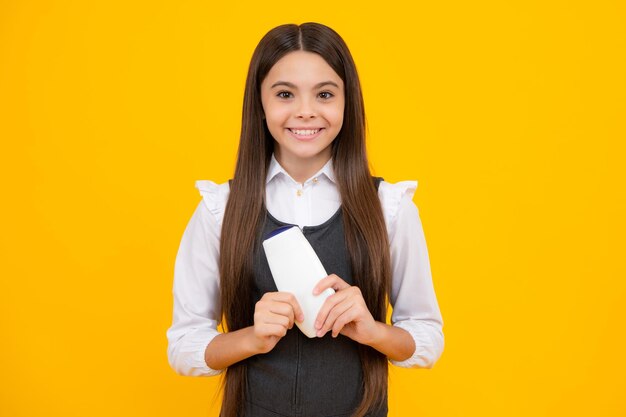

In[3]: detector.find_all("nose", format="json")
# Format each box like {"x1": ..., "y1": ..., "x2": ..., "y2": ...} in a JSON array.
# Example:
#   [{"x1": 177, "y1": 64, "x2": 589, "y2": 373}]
[{"x1": 296, "y1": 98, "x2": 317, "y2": 119}]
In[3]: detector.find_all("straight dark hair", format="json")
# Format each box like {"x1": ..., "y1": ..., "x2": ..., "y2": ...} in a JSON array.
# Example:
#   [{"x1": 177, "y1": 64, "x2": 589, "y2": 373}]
[{"x1": 218, "y1": 22, "x2": 391, "y2": 417}]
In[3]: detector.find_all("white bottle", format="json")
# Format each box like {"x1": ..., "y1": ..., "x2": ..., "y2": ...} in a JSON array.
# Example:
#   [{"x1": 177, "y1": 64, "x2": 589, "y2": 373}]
[{"x1": 263, "y1": 225, "x2": 335, "y2": 338}]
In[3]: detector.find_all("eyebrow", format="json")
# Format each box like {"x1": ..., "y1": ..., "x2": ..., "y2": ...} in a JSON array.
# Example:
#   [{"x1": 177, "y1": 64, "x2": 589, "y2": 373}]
[{"x1": 270, "y1": 81, "x2": 340, "y2": 89}]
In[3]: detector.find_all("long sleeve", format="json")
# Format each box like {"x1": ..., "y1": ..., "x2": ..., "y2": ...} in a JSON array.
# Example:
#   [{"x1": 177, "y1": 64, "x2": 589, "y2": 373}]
[
  {"x1": 381, "y1": 182, "x2": 445, "y2": 369},
  {"x1": 166, "y1": 200, "x2": 224, "y2": 377}
]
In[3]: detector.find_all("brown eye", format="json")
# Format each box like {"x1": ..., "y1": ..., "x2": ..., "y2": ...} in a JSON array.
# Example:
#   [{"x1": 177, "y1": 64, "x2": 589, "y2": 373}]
[
  {"x1": 277, "y1": 91, "x2": 293, "y2": 99},
  {"x1": 319, "y1": 91, "x2": 334, "y2": 99}
]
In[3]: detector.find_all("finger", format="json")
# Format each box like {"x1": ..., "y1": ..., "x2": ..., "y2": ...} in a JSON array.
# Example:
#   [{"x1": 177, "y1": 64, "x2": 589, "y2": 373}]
[
  {"x1": 281, "y1": 293, "x2": 305, "y2": 323},
  {"x1": 254, "y1": 311, "x2": 291, "y2": 329},
  {"x1": 257, "y1": 323, "x2": 289, "y2": 338},
  {"x1": 268, "y1": 303, "x2": 295, "y2": 326},
  {"x1": 263, "y1": 292, "x2": 304, "y2": 322},
  {"x1": 315, "y1": 291, "x2": 349, "y2": 332},
  {"x1": 263, "y1": 312, "x2": 291, "y2": 329},
  {"x1": 331, "y1": 309, "x2": 359, "y2": 338},
  {"x1": 313, "y1": 274, "x2": 350, "y2": 296},
  {"x1": 319, "y1": 298, "x2": 354, "y2": 337}
]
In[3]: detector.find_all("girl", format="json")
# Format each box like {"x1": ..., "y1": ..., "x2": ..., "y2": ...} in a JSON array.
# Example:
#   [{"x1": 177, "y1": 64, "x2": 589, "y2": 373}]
[{"x1": 167, "y1": 22, "x2": 444, "y2": 417}]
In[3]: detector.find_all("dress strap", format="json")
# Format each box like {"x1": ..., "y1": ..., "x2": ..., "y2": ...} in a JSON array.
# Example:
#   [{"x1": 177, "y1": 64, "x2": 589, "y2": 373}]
[{"x1": 372, "y1": 176, "x2": 384, "y2": 191}]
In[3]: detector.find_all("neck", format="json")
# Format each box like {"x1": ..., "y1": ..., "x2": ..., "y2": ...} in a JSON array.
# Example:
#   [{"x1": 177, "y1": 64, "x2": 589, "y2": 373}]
[{"x1": 274, "y1": 149, "x2": 332, "y2": 184}]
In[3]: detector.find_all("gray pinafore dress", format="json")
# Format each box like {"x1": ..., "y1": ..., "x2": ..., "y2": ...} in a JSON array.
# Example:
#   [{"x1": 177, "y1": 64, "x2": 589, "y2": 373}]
[{"x1": 238, "y1": 176, "x2": 388, "y2": 417}]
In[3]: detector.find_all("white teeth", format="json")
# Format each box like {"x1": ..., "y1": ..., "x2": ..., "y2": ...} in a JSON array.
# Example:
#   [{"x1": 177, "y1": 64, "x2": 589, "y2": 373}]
[{"x1": 291, "y1": 129, "x2": 320, "y2": 136}]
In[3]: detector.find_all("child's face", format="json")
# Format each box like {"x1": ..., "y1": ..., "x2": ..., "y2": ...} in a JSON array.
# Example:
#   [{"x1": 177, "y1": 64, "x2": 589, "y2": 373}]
[{"x1": 260, "y1": 50, "x2": 345, "y2": 168}]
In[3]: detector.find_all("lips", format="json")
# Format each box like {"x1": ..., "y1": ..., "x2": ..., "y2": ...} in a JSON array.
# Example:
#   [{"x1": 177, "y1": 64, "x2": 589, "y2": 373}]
[
  {"x1": 287, "y1": 128, "x2": 325, "y2": 140},
  {"x1": 289, "y1": 128, "x2": 323, "y2": 135}
]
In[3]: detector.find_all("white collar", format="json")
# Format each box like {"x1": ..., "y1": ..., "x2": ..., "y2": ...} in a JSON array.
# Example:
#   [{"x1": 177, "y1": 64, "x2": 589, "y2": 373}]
[{"x1": 266, "y1": 153, "x2": 336, "y2": 185}]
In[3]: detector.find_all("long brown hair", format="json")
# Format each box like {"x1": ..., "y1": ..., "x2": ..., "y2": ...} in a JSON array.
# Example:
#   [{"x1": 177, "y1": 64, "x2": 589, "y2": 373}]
[{"x1": 218, "y1": 22, "x2": 391, "y2": 417}]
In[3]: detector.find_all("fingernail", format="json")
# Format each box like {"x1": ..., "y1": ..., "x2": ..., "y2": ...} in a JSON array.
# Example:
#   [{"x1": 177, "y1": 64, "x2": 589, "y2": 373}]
[
  {"x1": 312, "y1": 288, "x2": 318, "y2": 295},
  {"x1": 317, "y1": 330, "x2": 324, "y2": 337},
  {"x1": 315, "y1": 321, "x2": 320, "y2": 329},
  {"x1": 298, "y1": 314, "x2": 304, "y2": 322}
]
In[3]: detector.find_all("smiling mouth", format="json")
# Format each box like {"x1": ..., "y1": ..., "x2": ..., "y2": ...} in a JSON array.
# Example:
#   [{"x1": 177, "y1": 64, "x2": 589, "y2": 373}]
[{"x1": 288, "y1": 128, "x2": 324, "y2": 136}]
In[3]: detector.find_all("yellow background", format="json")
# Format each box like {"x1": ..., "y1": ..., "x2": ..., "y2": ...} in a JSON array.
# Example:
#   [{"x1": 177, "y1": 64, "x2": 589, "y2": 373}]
[{"x1": 1, "y1": 0, "x2": 624, "y2": 416}]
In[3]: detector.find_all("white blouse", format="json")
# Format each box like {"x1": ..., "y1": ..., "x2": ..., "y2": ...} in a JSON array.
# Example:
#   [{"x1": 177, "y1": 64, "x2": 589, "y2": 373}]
[{"x1": 166, "y1": 154, "x2": 444, "y2": 376}]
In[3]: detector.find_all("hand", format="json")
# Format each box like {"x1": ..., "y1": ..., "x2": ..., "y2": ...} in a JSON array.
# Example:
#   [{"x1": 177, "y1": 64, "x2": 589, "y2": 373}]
[
  {"x1": 313, "y1": 274, "x2": 380, "y2": 344},
  {"x1": 251, "y1": 292, "x2": 304, "y2": 354}
]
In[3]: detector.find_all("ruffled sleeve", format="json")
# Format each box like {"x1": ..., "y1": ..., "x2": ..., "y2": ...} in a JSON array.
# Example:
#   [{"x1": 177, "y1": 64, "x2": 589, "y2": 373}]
[
  {"x1": 377, "y1": 180, "x2": 418, "y2": 241},
  {"x1": 378, "y1": 179, "x2": 445, "y2": 369},
  {"x1": 195, "y1": 180, "x2": 231, "y2": 228},
  {"x1": 166, "y1": 180, "x2": 230, "y2": 377}
]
